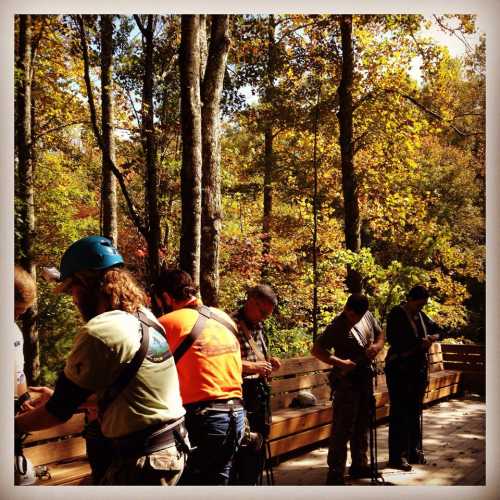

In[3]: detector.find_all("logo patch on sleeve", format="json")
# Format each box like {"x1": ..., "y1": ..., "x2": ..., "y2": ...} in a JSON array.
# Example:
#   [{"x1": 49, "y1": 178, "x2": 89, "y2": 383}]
[{"x1": 146, "y1": 329, "x2": 172, "y2": 363}]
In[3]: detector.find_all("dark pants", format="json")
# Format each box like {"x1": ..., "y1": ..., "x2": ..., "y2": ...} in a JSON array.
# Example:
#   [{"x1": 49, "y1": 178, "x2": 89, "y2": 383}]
[
  {"x1": 83, "y1": 419, "x2": 113, "y2": 485},
  {"x1": 327, "y1": 377, "x2": 372, "y2": 480},
  {"x1": 180, "y1": 403, "x2": 245, "y2": 485},
  {"x1": 386, "y1": 367, "x2": 427, "y2": 462},
  {"x1": 231, "y1": 379, "x2": 271, "y2": 485}
]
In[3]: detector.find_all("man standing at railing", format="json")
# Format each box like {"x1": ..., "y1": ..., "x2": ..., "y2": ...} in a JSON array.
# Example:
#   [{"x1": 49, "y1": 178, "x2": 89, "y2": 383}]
[
  {"x1": 311, "y1": 294, "x2": 384, "y2": 485},
  {"x1": 230, "y1": 285, "x2": 281, "y2": 485},
  {"x1": 385, "y1": 285, "x2": 445, "y2": 471}
]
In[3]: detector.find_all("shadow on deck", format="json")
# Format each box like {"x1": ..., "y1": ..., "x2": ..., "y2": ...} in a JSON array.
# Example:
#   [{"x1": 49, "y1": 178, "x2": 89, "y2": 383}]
[{"x1": 272, "y1": 393, "x2": 485, "y2": 486}]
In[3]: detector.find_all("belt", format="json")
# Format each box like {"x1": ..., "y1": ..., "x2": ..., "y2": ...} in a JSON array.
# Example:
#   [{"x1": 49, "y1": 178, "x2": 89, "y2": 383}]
[
  {"x1": 112, "y1": 417, "x2": 187, "y2": 457},
  {"x1": 184, "y1": 398, "x2": 244, "y2": 413}
]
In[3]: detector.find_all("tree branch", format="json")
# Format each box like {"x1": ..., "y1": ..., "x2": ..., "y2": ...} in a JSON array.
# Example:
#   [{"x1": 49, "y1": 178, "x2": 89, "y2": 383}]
[
  {"x1": 33, "y1": 120, "x2": 91, "y2": 141},
  {"x1": 133, "y1": 15, "x2": 147, "y2": 37}
]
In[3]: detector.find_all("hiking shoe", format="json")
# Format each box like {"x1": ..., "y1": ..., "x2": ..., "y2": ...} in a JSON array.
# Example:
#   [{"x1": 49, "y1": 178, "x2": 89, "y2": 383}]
[
  {"x1": 349, "y1": 465, "x2": 372, "y2": 479},
  {"x1": 408, "y1": 451, "x2": 426, "y2": 464},
  {"x1": 387, "y1": 458, "x2": 412, "y2": 471},
  {"x1": 326, "y1": 472, "x2": 346, "y2": 485}
]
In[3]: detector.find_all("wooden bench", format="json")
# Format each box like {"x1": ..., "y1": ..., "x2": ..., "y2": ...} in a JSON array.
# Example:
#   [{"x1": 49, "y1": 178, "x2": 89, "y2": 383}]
[
  {"x1": 442, "y1": 343, "x2": 485, "y2": 395},
  {"x1": 23, "y1": 342, "x2": 465, "y2": 485},
  {"x1": 23, "y1": 411, "x2": 91, "y2": 485},
  {"x1": 267, "y1": 342, "x2": 463, "y2": 459}
]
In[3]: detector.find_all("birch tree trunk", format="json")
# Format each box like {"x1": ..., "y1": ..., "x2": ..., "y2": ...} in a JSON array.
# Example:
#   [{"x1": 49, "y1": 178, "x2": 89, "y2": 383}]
[
  {"x1": 179, "y1": 15, "x2": 202, "y2": 286},
  {"x1": 200, "y1": 15, "x2": 230, "y2": 306},
  {"x1": 100, "y1": 14, "x2": 118, "y2": 245}
]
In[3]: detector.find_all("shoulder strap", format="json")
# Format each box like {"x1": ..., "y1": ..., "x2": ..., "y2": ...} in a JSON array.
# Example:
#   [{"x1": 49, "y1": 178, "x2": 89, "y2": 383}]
[
  {"x1": 173, "y1": 305, "x2": 239, "y2": 364},
  {"x1": 173, "y1": 305, "x2": 211, "y2": 364},
  {"x1": 98, "y1": 310, "x2": 151, "y2": 418}
]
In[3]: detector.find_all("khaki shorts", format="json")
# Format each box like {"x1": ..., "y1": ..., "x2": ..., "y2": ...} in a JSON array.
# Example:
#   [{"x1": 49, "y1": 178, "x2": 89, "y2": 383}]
[{"x1": 100, "y1": 443, "x2": 186, "y2": 485}]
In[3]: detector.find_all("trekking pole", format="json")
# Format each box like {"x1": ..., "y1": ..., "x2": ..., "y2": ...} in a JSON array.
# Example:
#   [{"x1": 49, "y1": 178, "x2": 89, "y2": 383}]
[
  {"x1": 369, "y1": 375, "x2": 387, "y2": 485},
  {"x1": 265, "y1": 439, "x2": 274, "y2": 485}
]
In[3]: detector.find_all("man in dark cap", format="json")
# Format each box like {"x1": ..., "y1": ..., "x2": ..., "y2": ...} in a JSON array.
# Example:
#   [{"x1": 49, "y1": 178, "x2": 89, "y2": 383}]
[{"x1": 231, "y1": 284, "x2": 281, "y2": 484}]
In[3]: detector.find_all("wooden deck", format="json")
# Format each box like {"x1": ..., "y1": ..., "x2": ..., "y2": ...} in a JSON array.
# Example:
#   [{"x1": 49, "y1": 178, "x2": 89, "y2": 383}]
[{"x1": 272, "y1": 393, "x2": 485, "y2": 486}]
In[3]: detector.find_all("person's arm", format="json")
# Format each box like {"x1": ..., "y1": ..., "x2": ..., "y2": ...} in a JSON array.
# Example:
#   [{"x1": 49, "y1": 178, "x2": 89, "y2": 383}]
[
  {"x1": 363, "y1": 312, "x2": 384, "y2": 359},
  {"x1": 242, "y1": 359, "x2": 273, "y2": 377},
  {"x1": 15, "y1": 372, "x2": 93, "y2": 433},
  {"x1": 15, "y1": 405, "x2": 62, "y2": 433},
  {"x1": 311, "y1": 325, "x2": 357, "y2": 372},
  {"x1": 421, "y1": 312, "x2": 445, "y2": 341}
]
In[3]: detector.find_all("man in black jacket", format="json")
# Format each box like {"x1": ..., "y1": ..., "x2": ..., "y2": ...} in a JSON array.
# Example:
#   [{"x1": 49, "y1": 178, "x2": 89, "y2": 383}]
[{"x1": 385, "y1": 285, "x2": 444, "y2": 471}]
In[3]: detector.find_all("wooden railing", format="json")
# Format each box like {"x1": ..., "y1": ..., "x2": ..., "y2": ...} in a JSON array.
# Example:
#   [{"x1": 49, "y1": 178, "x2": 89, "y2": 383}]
[{"x1": 441, "y1": 343, "x2": 485, "y2": 395}]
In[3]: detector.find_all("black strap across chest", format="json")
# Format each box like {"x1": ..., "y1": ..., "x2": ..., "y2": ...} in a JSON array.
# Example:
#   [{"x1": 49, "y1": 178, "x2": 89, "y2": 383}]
[{"x1": 173, "y1": 305, "x2": 238, "y2": 364}]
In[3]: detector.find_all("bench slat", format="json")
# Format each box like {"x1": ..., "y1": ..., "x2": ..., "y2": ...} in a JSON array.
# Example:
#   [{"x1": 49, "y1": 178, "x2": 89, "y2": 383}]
[
  {"x1": 270, "y1": 405, "x2": 332, "y2": 439},
  {"x1": 272, "y1": 356, "x2": 331, "y2": 377},
  {"x1": 441, "y1": 344, "x2": 484, "y2": 355},
  {"x1": 24, "y1": 413, "x2": 87, "y2": 444},
  {"x1": 271, "y1": 372, "x2": 330, "y2": 394},
  {"x1": 269, "y1": 423, "x2": 332, "y2": 457},
  {"x1": 24, "y1": 436, "x2": 87, "y2": 466},
  {"x1": 35, "y1": 460, "x2": 91, "y2": 486},
  {"x1": 442, "y1": 361, "x2": 485, "y2": 372}
]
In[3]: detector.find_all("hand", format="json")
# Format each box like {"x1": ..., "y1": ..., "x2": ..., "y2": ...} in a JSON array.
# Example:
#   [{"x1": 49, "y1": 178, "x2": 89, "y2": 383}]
[
  {"x1": 338, "y1": 359, "x2": 357, "y2": 375},
  {"x1": 270, "y1": 356, "x2": 281, "y2": 370},
  {"x1": 421, "y1": 338, "x2": 433, "y2": 350},
  {"x1": 254, "y1": 360, "x2": 273, "y2": 377},
  {"x1": 28, "y1": 386, "x2": 54, "y2": 409},
  {"x1": 365, "y1": 344, "x2": 381, "y2": 360}
]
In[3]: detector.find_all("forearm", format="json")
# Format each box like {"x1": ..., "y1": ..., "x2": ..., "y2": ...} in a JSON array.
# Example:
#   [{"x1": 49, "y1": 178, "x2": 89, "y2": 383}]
[
  {"x1": 242, "y1": 359, "x2": 259, "y2": 374},
  {"x1": 373, "y1": 330, "x2": 385, "y2": 349},
  {"x1": 311, "y1": 344, "x2": 344, "y2": 367},
  {"x1": 15, "y1": 405, "x2": 63, "y2": 433}
]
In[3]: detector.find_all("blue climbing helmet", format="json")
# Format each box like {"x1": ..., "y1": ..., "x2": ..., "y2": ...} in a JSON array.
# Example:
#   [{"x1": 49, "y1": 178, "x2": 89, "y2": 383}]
[{"x1": 59, "y1": 236, "x2": 124, "y2": 281}]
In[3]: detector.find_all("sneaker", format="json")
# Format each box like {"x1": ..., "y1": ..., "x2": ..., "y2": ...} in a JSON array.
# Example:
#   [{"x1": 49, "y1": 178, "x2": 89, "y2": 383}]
[
  {"x1": 349, "y1": 465, "x2": 372, "y2": 479},
  {"x1": 387, "y1": 458, "x2": 412, "y2": 471}
]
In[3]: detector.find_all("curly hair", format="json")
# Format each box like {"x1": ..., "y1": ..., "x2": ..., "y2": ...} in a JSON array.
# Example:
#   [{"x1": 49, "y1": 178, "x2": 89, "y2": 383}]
[
  {"x1": 75, "y1": 267, "x2": 147, "y2": 314},
  {"x1": 15, "y1": 264, "x2": 36, "y2": 309},
  {"x1": 100, "y1": 268, "x2": 147, "y2": 313}
]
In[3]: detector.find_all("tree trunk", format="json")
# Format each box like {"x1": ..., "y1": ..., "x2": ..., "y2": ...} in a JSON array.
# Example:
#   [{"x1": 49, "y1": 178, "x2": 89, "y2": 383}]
[
  {"x1": 200, "y1": 15, "x2": 230, "y2": 306},
  {"x1": 100, "y1": 15, "x2": 118, "y2": 245},
  {"x1": 337, "y1": 15, "x2": 362, "y2": 293},
  {"x1": 262, "y1": 14, "x2": 276, "y2": 279},
  {"x1": 312, "y1": 84, "x2": 321, "y2": 340},
  {"x1": 199, "y1": 15, "x2": 208, "y2": 80},
  {"x1": 179, "y1": 15, "x2": 202, "y2": 286},
  {"x1": 15, "y1": 15, "x2": 39, "y2": 384},
  {"x1": 140, "y1": 15, "x2": 161, "y2": 282}
]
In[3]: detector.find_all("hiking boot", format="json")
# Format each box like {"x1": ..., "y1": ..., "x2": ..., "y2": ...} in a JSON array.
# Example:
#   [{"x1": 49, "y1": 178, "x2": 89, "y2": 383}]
[
  {"x1": 349, "y1": 465, "x2": 372, "y2": 479},
  {"x1": 326, "y1": 471, "x2": 346, "y2": 485},
  {"x1": 387, "y1": 458, "x2": 412, "y2": 471},
  {"x1": 408, "y1": 450, "x2": 426, "y2": 464}
]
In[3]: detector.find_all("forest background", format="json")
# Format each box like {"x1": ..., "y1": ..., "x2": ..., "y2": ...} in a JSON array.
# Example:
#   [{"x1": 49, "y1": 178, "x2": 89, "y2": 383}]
[{"x1": 14, "y1": 14, "x2": 485, "y2": 386}]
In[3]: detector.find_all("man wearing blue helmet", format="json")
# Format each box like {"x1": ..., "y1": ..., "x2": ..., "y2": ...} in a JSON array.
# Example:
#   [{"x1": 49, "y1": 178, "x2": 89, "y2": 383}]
[{"x1": 15, "y1": 236, "x2": 189, "y2": 485}]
